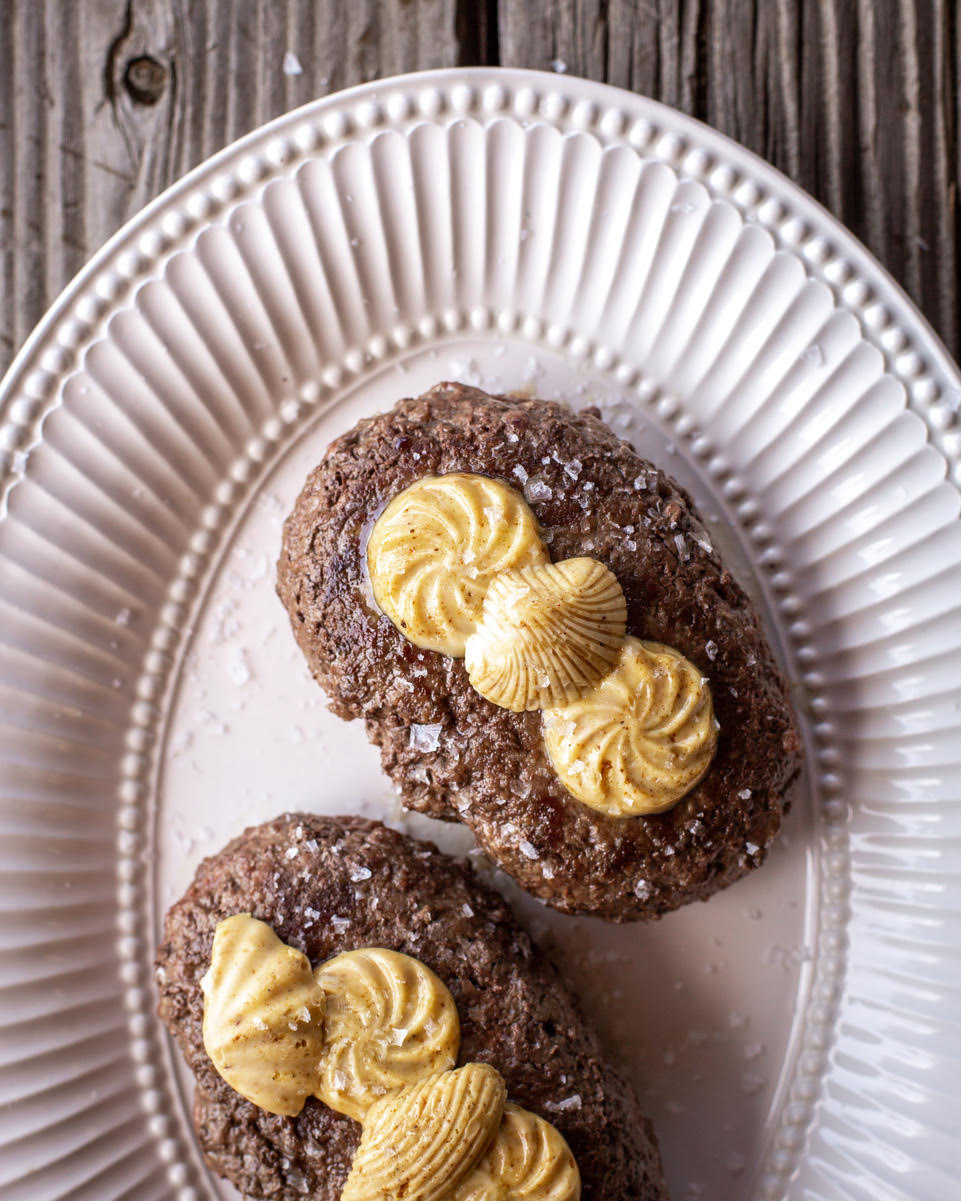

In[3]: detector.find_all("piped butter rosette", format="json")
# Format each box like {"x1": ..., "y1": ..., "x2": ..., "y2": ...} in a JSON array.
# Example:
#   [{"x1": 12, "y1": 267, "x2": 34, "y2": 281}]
[
  {"x1": 340, "y1": 1064, "x2": 507, "y2": 1201},
  {"x1": 464, "y1": 558, "x2": 627, "y2": 712},
  {"x1": 366, "y1": 472, "x2": 718, "y2": 816},
  {"x1": 543, "y1": 637, "x2": 718, "y2": 816},
  {"x1": 366, "y1": 473, "x2": 548, "y2": 656},
  {"x1": 313, "y1": 948, "x2": 460, "y2": 1120},
  {"x1": 451, "y1": 1103, "x2": 581, "y2": 1201},
  {"x1": 200, "y1": 915, "x2": 326, "y2": 1116},
  {"x1": 200, "y1": 915, "x2": 582, "y2": 1201}
]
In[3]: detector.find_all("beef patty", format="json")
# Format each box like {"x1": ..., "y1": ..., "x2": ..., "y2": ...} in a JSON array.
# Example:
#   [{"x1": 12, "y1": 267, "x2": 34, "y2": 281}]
[
  {"x1": 155, "y1": 813, "x2": 667, "y2": 1201},
  {"x1": 277, "y1": 384, "x2": 803, "y2": 921}
]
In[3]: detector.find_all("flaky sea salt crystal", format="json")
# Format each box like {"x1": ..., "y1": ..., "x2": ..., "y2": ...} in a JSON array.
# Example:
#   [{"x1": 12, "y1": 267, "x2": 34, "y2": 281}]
[
  {"x1": 282, "y1": 51, "x2": 303, "y2": 75},
  {"x1": 673, "y1": 533, "x2": 690, "y2": 561},
  {"x1": 526, "y1": 479, "x2": 553, "y2": 502},
  {"x1": 288, "y1": 1166, "x2": 310, "y2": 1195},
  {"x1": 564, "y1": 458, "x2": 583, "y2": 480},
  {"x1": 634, "y1": 878, "x2": 651, "y2": 899},
  {"x1": 518, "y1": 840, "x2": 539, "y2": 860},
  {"x1": 798, "y1": 343, "x2": 824, "y2": 367},
  {"x1": 705, "y1": 640, "x2": 718, "y2": 661},
  {"x1": 738, "y1": 788, "x2": 752, "y2": 799},
  {"x1": 228, "y1": 645, "x2": 251, "y2": 686},
  {"x1": 284, "y1": 846, "x2": 299, "y2": 860},
  {"x1": 462, "y1": 902, "x2": 474, "y2": 917},
  {"x1": 548, "y1": 1094, "x2": 582, "y2": 1112},
  {"x1": 330, "y1": 916, "x2": 350, "y2": 934},
  {"x1": 512, "y1": 464, "x2": 529, "y2": 484},
  {"x1": 409, "y1": 723, "x2": 443, "y2": 752},
  {"x1": 551, "y1": 58, "x2": 568, "y2": 73},
  {"x1": 745, "y1": 841, "x2": 760, "y2": 855},
  {"x1": 542, "y1": 863, "x2": 555, "y2": 879},
  {"x1": 349, "y1": 865, "x2": 372, "y2": 882},
  {"x1": 115, "y1": 608, "x2": 132, "y2": 626}
]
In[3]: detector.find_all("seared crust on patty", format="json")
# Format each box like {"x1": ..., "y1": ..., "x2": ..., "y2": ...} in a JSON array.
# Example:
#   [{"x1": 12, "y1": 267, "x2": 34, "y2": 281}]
[
  {"x1": 155, "y1": 813, "x2": 667, "y2": 1201},
  {"x1": 277, "y1": 384, "x2": 803, "y2": 921}
]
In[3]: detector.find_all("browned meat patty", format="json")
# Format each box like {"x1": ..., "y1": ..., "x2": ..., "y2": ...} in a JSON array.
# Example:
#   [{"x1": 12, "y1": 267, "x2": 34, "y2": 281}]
[
  {"x1": 277, "y1": 384, "x2": 803, "y2": 922},
  {"x1": 155, "y1": 813, "x2": 667, "y2": 1201}
]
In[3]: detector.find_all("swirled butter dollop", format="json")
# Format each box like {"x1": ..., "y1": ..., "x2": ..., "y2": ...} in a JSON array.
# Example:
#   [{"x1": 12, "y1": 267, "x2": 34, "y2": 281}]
[
  {"x1": 542, "y1": 637, "x2": 718, "y2": 816},
  {"x1": 200, "y1": 915, "x2": 326, "y2": 1116},
  {"x1": 367, "y1": 472, "x2": 719, "y2": 815},
  {"x1": 340, "y1": 1064, "x2": 508, "y2": 1201},
  {"x1": 199, "y1": 915, "x2": 582, "y2": 1199},
  {"x1": 313, "y1": 948, "x2": 460, "y2": 1120},
  {"x1": 367, "y1": 473, "x2": 548, "y2": 656},
  {"x1": 451, "y1": 1102, "x2": 582, "y2": 1201},
  {"x1": 464, "y1": 558, "x2": 627, "y2": 711}
]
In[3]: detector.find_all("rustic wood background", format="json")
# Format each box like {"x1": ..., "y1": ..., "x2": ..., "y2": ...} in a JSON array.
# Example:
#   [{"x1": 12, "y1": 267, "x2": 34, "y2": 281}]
[{"x1": 1, "y1": 1, "x2": 958, "y2": 378}]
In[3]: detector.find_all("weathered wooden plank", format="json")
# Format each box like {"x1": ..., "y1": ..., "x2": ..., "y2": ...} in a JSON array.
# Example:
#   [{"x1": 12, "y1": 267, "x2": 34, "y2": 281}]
[
  {"x1": 0, "y1": 0, "x2": 178, "y2": 368},
  {"x1": 498, "y1": 0, "x2": 960, "y2": 364},
  {"x1": 1, "y1": 0, "x2": 958, "y2": 377},
  {"x1": 0, "y1": 0, "x2": 460, "y2": 377}
]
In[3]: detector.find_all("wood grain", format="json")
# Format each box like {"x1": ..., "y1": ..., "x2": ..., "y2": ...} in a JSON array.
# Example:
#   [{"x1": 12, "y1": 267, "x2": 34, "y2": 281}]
[
  {"x1": 1, "y1": 0, "x2": 958, "y2": 377},
  {"x1": 0, "y1": 0, "x2": 460, "y2": 373}
]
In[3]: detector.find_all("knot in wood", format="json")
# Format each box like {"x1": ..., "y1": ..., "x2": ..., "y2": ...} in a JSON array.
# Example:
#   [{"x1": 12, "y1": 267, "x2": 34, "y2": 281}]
[{"x1": 124, "y1": 55, "x2": 167, "y2": 105}]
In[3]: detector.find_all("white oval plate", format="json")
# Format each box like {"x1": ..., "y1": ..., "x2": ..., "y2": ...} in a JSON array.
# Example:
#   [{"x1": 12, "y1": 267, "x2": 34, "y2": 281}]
[{"x1": 1, "y1": 68, "x2": 960, "y2": 1201}]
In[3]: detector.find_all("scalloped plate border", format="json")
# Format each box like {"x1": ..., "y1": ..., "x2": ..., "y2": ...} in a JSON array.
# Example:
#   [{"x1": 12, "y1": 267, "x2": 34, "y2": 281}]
[{"x1": 1, "y1": 68, "x2": 959, "y2": 1201}]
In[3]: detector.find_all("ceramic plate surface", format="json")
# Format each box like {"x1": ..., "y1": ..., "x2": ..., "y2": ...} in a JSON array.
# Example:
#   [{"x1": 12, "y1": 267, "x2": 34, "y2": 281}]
[{"x1": 1, "y1": 68, "x2": 960, "y2": 1201}]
